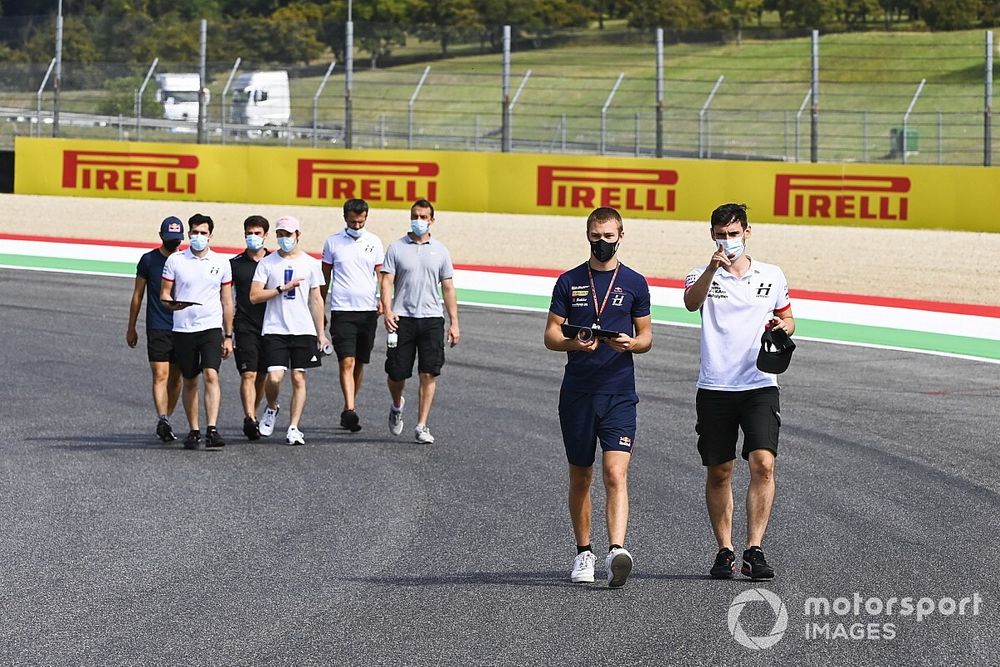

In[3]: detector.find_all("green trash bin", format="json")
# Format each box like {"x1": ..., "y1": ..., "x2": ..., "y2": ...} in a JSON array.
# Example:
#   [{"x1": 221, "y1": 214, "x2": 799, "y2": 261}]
[{"x1": 889, "y1": 127, "x2": 919, "y2": 156}]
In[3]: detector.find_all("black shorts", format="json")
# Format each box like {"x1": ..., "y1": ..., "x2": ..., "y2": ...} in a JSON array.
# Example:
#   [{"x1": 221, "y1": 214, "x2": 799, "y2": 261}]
[
  {"x1": 385, "y1": 316, "x2": 445, "y2": 381},
  {"x1": 559, "y1": 390, "x2": 638, "y2": 468},
  {"x1": 262, "y1": 334, "x2": 322, "y2": 371},
  {"x1": 233, "y1": 328, "x2": 268, "y2": 376},
  {"x1": 330, "y1": 310, "x2": 379, "y2": 363},
  {"x1": 173, "y1": 328, "x2": 223, "y2": 380},
  {"x1": 146, "y1": 329, "x2": 174, "y2": 363},
  {"x1": 696, "y1": 387, "x2": 780, "y2": 466}
]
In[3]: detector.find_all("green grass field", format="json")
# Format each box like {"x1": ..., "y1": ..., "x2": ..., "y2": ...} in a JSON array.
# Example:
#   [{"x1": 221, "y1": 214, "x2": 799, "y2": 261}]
[{"x1": 4, "y1": 25, "x2": 998, "y2": 163}]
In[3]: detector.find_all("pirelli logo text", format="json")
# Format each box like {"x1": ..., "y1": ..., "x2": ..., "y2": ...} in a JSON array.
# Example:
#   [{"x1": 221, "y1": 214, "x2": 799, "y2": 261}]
[
  {"x1": 536, "y1": 166, "x2": 678, "y2": 212},
  {"x1": 62, "y1": 151, "x2": 198, "y2": 194},
  {"x1": 773, "y1": 174, "x2": 910, "y2": 221},
  {"x1": 297, "y1": 159, "x2": 438, "y2": 202}
]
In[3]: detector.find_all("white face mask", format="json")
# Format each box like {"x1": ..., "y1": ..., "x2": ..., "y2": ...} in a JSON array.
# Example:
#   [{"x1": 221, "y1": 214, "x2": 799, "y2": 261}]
[
  {"x1": 189, "y1": 235, "x2": 209, "y2": 252},
  {"x1": 245, "y1": 234, "x2": 264, "y2": 251},
  {"x1": 717, "y1": 236, "x2": 745, "y2": 259}
]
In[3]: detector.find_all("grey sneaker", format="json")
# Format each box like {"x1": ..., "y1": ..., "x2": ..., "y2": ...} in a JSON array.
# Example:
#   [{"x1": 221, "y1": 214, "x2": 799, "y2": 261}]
[
  {"x1": 414, "y1": 423, "x2": 435, "y2": 444},
  {"x1": 388, "y1": 396, "x2": 405, "y2": 436},
  {"x1": 259, "y1": 404, "x2": 279, "y2": 437},
  {"x1": 606, "y1": 547, "x2": 634, "y2": 589}
]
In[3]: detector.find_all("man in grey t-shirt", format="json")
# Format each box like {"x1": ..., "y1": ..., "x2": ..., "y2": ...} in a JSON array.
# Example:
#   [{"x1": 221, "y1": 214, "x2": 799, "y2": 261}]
[{"x1": 380, "y1": 199, "x2": 460, "y2": 444}]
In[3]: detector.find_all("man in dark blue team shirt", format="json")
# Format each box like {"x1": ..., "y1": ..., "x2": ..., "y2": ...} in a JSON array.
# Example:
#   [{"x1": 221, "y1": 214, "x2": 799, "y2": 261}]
[
  {"x1": 127, "y1": 216, "x2": 185, "y2": 442},
  {"x1": 230, "y1": 215, "x2": 271, "y2": 440},
  {"x1": 544, "y1": 206, "x2": 652, "y2": 589}
]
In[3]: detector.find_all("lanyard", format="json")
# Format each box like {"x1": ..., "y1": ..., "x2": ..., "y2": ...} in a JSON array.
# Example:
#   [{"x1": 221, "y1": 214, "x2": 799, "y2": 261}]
[{"x1": 587, "y1": 262, "x2": 620, "y2": 327}]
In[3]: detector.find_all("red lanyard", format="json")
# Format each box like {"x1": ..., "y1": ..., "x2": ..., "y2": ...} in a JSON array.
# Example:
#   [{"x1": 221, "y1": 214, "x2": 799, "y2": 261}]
[{"x1": 587, "y1": 262, "x2": 620, "y2": 327}]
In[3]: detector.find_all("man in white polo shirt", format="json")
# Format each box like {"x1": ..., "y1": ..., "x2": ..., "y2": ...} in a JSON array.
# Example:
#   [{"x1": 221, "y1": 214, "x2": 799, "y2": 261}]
[
  {"x1": 381, "y1": 199, "x2": 460, "y2": 445},
  {"x1": 250, "y1": 216, "x2": 330, "y2": 446},
  {"x1": 160, "y1": 213, "x2": 235, "y2": 450},
  {"x1": 321, "y1": 198, "x2": 385, "y2": 433},
  {"x1": 684, "y1": 203, "x2": 795, "y2": 581}
]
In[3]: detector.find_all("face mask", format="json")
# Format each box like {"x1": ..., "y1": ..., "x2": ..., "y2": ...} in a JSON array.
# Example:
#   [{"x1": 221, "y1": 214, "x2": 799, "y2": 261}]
[
  {"x1": 277, "y1": 236, "x2": 297, "y2": 253},
  {"x1": 590, "y1": 238, "x2": 619, "y2": 263},
  {"x1": 345, "y1": 226, "x2": 362, "y2": 239},
  {"x1": 189, "y1": 235, "x2": 209, "y2": 252},
  {"x1": 717, "y1": 236, "x2": 745, "y2": 259},
  {"x1": 245, "y1": 235, "x2": 264, "y2": 251},
  {"x1": 411, "y1": 219, "x2": 429, "y2": 237},
  {"x1": 163, "y1": 239, "x2": 181, "y2": 252}
]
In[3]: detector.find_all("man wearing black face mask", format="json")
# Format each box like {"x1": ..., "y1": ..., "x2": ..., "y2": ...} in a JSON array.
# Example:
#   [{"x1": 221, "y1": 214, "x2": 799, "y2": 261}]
[
  {"x1": 127, "y1": 216, "x2": 185, "y2": 442},
  {"x1": 544, "y1": 207, "x2": 653, "y2": 589}
]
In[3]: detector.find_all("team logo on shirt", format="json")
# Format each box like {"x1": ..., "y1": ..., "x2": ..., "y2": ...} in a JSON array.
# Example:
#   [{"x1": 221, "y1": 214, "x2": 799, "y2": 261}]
[
  {"x1": 708, "y1": 281, "x2": 728, "y2": 299},
  {"x1": 756, "y1": 283, "x2": 772, "y2": 297},
  {"x1": 210, "y1": 266, "x2": 220, "y2": 275},
  {"x1": 773, "y1": 173, "x2": 910, "y2": 222},
  {"x1": 536, "y1": 166, "x2": 678, "y2": 212},
  {"x1": 612, "y1": 294, "x2": 625, "y2": 306},
  {"x1": 62, "y1": 150, "x2": 198, "y2": 194}
]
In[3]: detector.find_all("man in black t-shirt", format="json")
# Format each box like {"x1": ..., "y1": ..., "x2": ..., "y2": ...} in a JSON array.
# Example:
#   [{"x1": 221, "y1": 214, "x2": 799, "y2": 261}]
[{"x1": 230, "y1": 215, "x2": 271, "y2": 440}]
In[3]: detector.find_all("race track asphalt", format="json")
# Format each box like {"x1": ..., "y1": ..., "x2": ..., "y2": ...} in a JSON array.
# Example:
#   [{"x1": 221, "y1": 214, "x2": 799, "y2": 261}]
[{"x1": 0, "y1": 268, "x2": 997, "y2": 666}]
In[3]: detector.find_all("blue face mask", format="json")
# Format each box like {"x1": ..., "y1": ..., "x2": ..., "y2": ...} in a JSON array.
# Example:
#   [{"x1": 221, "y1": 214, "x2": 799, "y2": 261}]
[
  {"x1": 277, "y1": 236, "x2": 297, "y2": 253},
  {"x1": 410, "y1": 219, "x2": 429, "y2": 237},
  {"x1": 345, "y1": 226, "x2": 362, "y2": 239},
  {"x1": 245, "y1": 234, "x2": 264, "y2": 251},
  {"x1": 189, "y1": 235, "x2": 209, "y2": 252},
  {"x1": 718, "y1": 236, "x2": 745, "y2": 259}
]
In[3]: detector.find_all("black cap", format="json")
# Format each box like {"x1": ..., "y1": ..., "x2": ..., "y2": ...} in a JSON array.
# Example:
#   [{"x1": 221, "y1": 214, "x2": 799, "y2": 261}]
[{"x1": 756, "y1": 326, "x2": 796, "y2": 374}]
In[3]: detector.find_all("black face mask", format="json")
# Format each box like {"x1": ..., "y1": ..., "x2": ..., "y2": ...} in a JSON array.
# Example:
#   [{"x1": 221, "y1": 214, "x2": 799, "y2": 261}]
[
  {"x1": 590, "y1": 238, "x2": 619, "y2": 263},
  {"x1": 163, "y1": 239, "x2": 182, "y2": 252}
]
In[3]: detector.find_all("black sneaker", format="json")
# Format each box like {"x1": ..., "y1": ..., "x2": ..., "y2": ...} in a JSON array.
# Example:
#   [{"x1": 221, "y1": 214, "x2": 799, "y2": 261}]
[
  {"x1": 710, "y1": 548, "x2": 736, "y2": 579},
  {"x1": 183, "y1": 430, "x2": 201, "y2": 450},
  {"x1": 156, "y1": 417, "x2": 176, "y2": 442},
  {"x1": 205, "y1": 428, "x2": 226, "y2": 449},
  {"x1": 741, "y1": 546, "x2": 775, "y2": 580},
  {"x1": 340, "y1": 409, "x2": 362, "y2": 433},
  {"x1": 242, "y1": 416, "x2": 261, "y2": 441}
]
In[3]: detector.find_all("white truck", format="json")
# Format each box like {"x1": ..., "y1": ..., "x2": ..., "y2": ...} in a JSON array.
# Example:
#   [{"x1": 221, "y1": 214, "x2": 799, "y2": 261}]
[
  {"x1": 154, "y1": 73, "x2": 207, "y2": 122},
  {"x1": 230, "y1": 71, "x2": 291, "y2": 130}
]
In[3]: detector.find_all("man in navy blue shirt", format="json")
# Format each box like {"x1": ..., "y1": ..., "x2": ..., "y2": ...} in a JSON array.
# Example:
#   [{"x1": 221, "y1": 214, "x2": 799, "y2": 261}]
[
  {"x1": 126, "y1": 216, "x2": 184, "y2": 442},
  {"x1": 544, "y1": 206, "x2": 652, "y2": 588}
]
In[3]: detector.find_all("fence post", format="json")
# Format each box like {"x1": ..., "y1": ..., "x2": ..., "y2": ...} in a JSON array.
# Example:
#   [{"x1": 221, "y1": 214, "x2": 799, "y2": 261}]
[
  {"x1": 407, "y1": 65, "x2": 431, "y2": 150},
  {"x1": 863, "y1": 111, "x2": 868, "y2": 162},
  {"x1": 986, "y1": 30, "x2": 993, "y2": 167},
  {"x1": 655, "y1": 28, "x2": 664, "y2": 158},
  {"x1": 197, "y1": 19, "x2": 207, "y2": 144},
  {"x1": 901, "y1": 78, "x2": 925, "y2": 165},
  {"x1": 810, "y1": 30, "x2": 819, "y2": 162},
  {"x1": 220, "y1": 58, "x2": 241, "y2": 145},
  {"x1": 794, "y1": 89, "x2": 809, "y2": 162},
  {"x1": 600, "y1": 72, "x2": 625, "y2": 155},
  {"x1": 634, "y1": 112, "x2": 641, "y2": 156},
  {"x1": 938, "y1": 111, "x2": 943, "y2": 164},
  {"x1": 345, "y1": 4, "x2": 354, "y2": 149},
  {"x1": 699, "y1": 75, "x2": 724, "y2": 158},
  {"x1": 312, "y1": 60, "x2": 336, "y2": 148},
  {"x1": 136, "y1": 58, "x2": 159, "y2": 141},
  {"x1": 502, "y1": 26, "x2": 511, "y2": 152},
  {"x1": 53, "y1": 0, "x2": 63, "y2": 137},
  {"x1": 36, "y1": 58, "x2": 56, "y2": 139},
  {"x1": 561, "y1": 113, "x2": 567, "y2": 152}
]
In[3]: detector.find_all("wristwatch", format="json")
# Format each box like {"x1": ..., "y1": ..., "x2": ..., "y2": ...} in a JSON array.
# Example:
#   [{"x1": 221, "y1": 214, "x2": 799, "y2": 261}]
[
  {"x1": 276, "y1": 285, "x2": 283, "y2": 294},
  {"x1": 224, "y1": 333, "x2": 233, "y2": 339}
]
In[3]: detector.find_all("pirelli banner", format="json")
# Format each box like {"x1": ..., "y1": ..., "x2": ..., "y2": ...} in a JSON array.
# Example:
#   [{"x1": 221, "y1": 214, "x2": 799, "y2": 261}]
[{"x1": 15, "y1": 137, "x2": 1000, "y2": 231}]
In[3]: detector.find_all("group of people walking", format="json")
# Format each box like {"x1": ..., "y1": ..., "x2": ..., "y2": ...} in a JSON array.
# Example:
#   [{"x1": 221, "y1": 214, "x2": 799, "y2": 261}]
[
  {"x1": 126, "y1": 198, "x2": 458, "y2": 449},
  {"x1": 127, "y1": 200, "x2": 794, "y2": 589}
]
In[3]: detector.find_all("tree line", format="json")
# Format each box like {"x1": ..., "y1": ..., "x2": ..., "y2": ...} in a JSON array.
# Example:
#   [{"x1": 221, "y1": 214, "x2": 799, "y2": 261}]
[{"x1": 1, "y1": 0, "x2": 998, "y2": 69}]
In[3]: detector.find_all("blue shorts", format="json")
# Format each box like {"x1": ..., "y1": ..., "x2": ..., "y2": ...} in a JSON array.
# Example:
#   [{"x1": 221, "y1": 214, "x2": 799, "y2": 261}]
[{"x1": 558, "y1": 390, "x2": 638, "y2": 467}]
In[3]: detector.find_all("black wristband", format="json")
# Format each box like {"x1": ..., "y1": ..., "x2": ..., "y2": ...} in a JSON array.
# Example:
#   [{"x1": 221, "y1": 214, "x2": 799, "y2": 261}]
[{"x1": 276, "y1": 285, "x2": 283, "y2": 294}]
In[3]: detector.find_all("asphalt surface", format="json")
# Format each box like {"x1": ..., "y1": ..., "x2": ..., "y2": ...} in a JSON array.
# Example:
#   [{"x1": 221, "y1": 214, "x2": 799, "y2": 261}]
[{"x1": 1, "y1": 268, "x2": 997, "y2": 666}]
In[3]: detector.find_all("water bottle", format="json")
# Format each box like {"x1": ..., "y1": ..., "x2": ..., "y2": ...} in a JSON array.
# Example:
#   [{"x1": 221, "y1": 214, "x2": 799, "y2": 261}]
[
  {"x1": 387, "y1": 331, "x2": 398, "y2": 349},
  {"x1": 283, "y1": 268, "x2": 295, "y2": 299},
  {"x1": 321, "y1": 342, "x2": 334, "y2": 356}
]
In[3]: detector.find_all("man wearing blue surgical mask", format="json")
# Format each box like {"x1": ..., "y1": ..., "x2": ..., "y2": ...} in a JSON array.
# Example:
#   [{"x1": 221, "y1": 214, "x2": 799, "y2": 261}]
[
  {"x1": 683, "y1": 203, "x2": 796, "y2": 582},
  {"x1": 230, "y1": 215, "x2": 271, "y2": 440},
  {"x1": 380, "y1": 199, "x2": 460, "y2": 445},
  {"x1": 321, "y1": 199, "x2": 385, "y2": 433}
]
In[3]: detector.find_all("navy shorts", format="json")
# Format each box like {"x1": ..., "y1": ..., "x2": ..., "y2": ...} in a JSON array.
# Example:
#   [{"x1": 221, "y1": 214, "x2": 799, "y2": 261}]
[
  {"x1": 558, "y1": 390, "x2": 638, "y2": 467},
  {"x1": 696, "y1": 387, "x2": 780, "y2": 466}
]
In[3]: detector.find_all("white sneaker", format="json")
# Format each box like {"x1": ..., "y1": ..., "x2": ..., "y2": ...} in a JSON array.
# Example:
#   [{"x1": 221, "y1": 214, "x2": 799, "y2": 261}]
[
  {"x1": 259, "y1": 404, "x2": 279, "y2": 437},
  {"x1": 606, "y1": 547, "x2": 634, "y2": 589},
  {"x1": 286, "y1": 425, "x2": 305, "y2": 446},
  {"x1": 570, "y1": 550, "x2": 596, "y2": 583},
  {"x1": 414, "y1": 423, "x2": 435, "y2": 444},
  {"x1": 388, "y1": 396, "x2": 405, "y2": 436}
]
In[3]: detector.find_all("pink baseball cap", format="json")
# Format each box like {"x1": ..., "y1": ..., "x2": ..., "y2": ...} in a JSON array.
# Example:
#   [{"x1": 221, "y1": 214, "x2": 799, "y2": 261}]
[{"x1": 275, "y1": 216, "x2": 301, "y2": 233}]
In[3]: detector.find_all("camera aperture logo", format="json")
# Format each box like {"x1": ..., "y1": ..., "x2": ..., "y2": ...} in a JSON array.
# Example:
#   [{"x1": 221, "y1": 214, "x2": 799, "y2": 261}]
[{"x1": 727, "y1": 589, "x2": 788, "y2": 650}]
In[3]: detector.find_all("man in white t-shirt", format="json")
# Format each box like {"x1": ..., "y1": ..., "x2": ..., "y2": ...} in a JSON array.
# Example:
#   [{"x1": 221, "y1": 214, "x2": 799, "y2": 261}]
[
  {"x1": 683, "y1": 203, "x2": 795, "y2": 582},
  {"x1": 250, "y1": 216, "x2": 330, "y2": 446},
  {"x1": 320, "y1": 198, "x2": 385, "y2": 433},
  {"x1": 160, "y1": 213, "x2": 235, "y2": 450}
]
